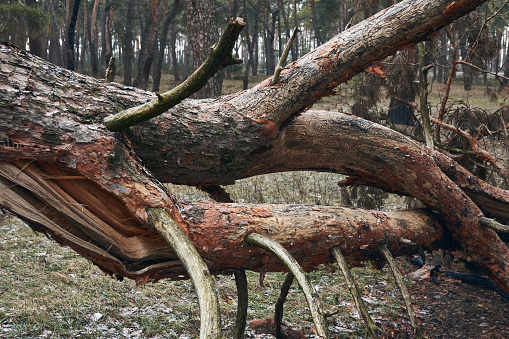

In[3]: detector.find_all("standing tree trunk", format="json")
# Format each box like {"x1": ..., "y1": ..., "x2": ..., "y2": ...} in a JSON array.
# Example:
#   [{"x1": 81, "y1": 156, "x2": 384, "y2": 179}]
[
  {"x1": 48, "y1": 0, "x2": 64, "y2": 67},
  {"x1": 186, "y1": 0, "x2": 223, "y2": 98},
  {"x1": 88, "y1": 0, "x2": 100, "y2": 77},
  {"x1": 133, "y1": 0, "x2": 162, "y2": 90},
  {"x1": 123, "y1": 0, "x2": 135, "y2": 86},
  {"x1": 263, "y1": 0, "x2": 276, "y2": 75},
  {"x1": 170, "y1": 18, "x2": 181, "y2": 82},
  {"x1": 292, "y1": 0, "x2": 299, "y2": 61},
  {"x1": 251, "y1": 0, "x2": 262, "y2": 75},
  {"x1": 310, "y1": 0, "x2": 324, "y2": 46},
  {"x1": 26, "y1": 0, "x2": 45, "y2": 58},
  {"x1": 66, "y1": 0, "x2": 82, "y2": 71},
  {"x1": 102, "y1": 2, "x2": 114, "y2": 79},
  {"x1": 152, "y1": 0, "x2": 180, "y2": 92}
]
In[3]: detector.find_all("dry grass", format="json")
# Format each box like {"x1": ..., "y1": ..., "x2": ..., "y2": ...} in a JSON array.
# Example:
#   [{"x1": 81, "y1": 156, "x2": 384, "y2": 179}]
[{"x1": 0, "y1": 213, "x2": 408, "y2": 338}]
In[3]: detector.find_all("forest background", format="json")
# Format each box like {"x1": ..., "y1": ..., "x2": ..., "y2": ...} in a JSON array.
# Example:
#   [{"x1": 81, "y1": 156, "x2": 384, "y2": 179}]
[{"x1": 3, "y1": 0, "x2": 509, "y2": 191}]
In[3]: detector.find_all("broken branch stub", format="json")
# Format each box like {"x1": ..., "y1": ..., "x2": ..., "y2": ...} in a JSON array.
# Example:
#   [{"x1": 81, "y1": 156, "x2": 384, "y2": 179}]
[{"x1": 103, "y1": 17, "x2": 245, "y2": 131}]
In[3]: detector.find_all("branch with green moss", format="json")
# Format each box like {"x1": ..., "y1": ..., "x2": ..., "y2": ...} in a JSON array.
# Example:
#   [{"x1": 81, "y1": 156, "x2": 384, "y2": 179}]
[{"x1": 104, "y1": 17, "x2": 245, "y2": 131}]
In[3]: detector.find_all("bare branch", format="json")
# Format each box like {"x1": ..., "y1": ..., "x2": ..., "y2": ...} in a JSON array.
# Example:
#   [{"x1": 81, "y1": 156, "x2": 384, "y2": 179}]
[
  {"x1": 147, "y1": 208, "x2": 221, "y2": 339},
  {"x1": 430, "y1": 117, "x2": 508, "y2": 177},
  {"x1": 104, "y1": 17, "x2": 245, "y2": 131},
  {"x1": 331, "y1": 246, "x2": 380, "y2": 339},
  {"x1": 245, "y1": 233, "x2": 328, "y2": 338},
  {"x1": 457, "y1": 60, "x2": 509, "y2": 81},
  {"x1": 479, "y1": 216, "x2": 509, "y2": 233},
  {"x1": 378, "y1": 243, "x2": 424, "y2": 339},
  {"x1": 271, "y1": 27, "x2": 299, "y2": 86}
]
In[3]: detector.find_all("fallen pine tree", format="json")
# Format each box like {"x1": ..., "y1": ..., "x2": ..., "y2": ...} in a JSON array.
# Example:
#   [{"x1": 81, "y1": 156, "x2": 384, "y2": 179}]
[{"x1": 1, "y1": 0, "x2": 509, "y2": 337}]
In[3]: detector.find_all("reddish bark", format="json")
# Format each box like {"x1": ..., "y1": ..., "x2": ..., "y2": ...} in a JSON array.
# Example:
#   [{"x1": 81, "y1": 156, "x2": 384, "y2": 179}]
[{"x1": 2, "y1": 0, "x2": 508, "y2": 294}]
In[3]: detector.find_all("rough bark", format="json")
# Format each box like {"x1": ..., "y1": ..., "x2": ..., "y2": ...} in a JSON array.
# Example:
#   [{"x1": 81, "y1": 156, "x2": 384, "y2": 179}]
[
  {"x1": 2, "y1": 0, "x2": 508, "y2": 293},
  {"x1": 186, "y1": 0, "x2": 222, "y2": 98}
]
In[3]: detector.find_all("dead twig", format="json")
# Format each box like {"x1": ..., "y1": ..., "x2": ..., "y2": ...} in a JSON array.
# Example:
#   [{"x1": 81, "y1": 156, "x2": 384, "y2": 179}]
[{"x1": 378, "y1": 242, "x2": 424, "y2": 339}]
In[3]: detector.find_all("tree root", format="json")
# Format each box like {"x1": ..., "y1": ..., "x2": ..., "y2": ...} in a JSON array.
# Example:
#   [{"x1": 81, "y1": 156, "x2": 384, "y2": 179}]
[
  {"x1": 147, "y1": 207, "x2": 221, "y2": 339},
  {"x1": 377, "y1": 242, "x2": 424, "y2": 339},
  {"x1": 330, "y1": 246, "x2": 380, "y2": 339},
  {"x1": 233, "y1": 270, "x2": 248, "y2": 339},
  {"x1": 275, "y1": 272, "x2": 295, "y2": 339},
  {"x1": 245, "y1": 233, "x2": 328, "y2": 338}
]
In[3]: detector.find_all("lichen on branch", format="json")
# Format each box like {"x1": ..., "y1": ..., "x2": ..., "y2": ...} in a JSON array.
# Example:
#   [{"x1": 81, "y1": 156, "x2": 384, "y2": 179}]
[{"x1": 104, "y1": 17, "x2": 245, "y2": 132}]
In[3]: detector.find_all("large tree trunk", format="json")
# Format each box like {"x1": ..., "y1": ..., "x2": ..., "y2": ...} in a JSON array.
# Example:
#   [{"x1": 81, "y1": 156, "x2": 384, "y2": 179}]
[{"x1": 1, "y1": 0, "x2": 508, "y2": 293}]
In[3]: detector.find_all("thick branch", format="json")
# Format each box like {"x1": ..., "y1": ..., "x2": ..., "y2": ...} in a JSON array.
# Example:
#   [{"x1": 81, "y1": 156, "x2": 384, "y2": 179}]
[
  {"x1": 229, "y1": 0, "x2": 487, "y2": 127},
  {"x1": 103, "y1": 17, "x2": 244, "y2": 131}
]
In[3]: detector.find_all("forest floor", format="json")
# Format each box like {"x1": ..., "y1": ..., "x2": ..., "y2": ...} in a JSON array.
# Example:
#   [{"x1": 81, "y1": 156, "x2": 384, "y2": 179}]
[{"x1": 1, "y1": 200, "x2": 508, "y2": 338}]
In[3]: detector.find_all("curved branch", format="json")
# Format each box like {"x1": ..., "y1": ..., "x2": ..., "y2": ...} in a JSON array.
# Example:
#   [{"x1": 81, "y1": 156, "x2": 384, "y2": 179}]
[
  {"x1": 104, "y1": 17, "x2": 245, "y2": 131},
  {"x1": 331, "y1": 246, "x2": 380, "y2": 339},
  {"x1": 275, "y1": 272, "x2": 294, "y2": 339},
  {"x1": 147, "y1": 207, "x2": 221, "y2": 339},
  {"x1": 245, "y1": 233, "x2": 328, "y2": 338},
  {"x1": 233, "y1": 270, "x2": 248, "y2": 339},
  {"x1": 479, "y1": 216, "x2": 509, "y2": 233}
]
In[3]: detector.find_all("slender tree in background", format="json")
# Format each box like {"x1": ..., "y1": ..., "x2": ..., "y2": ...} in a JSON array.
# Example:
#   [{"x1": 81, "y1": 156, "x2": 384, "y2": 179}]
[
  {"x1": 102, "y1": 1, "x2": 114, "y2": 79},
  {"x1": 251, "y1": 0, "x2": 262, "y2": 75},
  {"x1": 24, "y1": 0, "x2": 46, "y2": 58},
  {"x1": 66, "y1": 0, "x2": 81, "y2": 71},
  {"x1": 263, "y1": 0, "x2": 277, "y2": 75},
  {"x1": 133, "y1": 0, "x2": 162, "y2": 90},
  {"x1": 170, "y1": 17, "x2": 181, "y2": 82},
  {"x1": 123, "y1": 0, "x2": 135, "y2": 86},
  {"x1": 152, "y1": 0, "x2": 180, "y2": 92},
  {"x1": 88, "y1": 0, "x2": 100, "y2": 77},
  {"x1": 48, "y1": 0, "x2": 64, "y2": 67},
  {"x1": 310, "y1": 0, "x2": 324, "y2": 46}
]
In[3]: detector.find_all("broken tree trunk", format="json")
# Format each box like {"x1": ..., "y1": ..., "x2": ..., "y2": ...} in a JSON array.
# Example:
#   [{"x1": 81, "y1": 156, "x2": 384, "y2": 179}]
[{"x1": 2, "y1": 0, "x2": 509, "y2": 295}]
